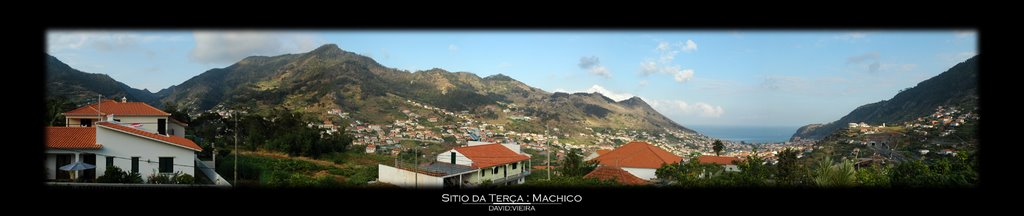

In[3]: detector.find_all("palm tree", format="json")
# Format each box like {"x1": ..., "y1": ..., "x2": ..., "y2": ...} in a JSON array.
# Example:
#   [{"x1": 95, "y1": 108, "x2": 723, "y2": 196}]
[
  {"x1": 811, "y1": 155, "x2": 857, "y2": 187},
  {"x1": 712, "y1": 140, "x2": 724, "y2": 156}
]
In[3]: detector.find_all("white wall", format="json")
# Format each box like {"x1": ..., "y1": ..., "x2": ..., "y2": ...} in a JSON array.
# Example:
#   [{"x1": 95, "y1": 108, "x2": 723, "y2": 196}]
[
  {"x1": 502, "y1": 143, "x2": 521, "y2": 154},
  {"x1": 436, "y1": 149, "x2": 475, "y2": 166},
  {"x1": 108, "y1": 116, "x2": 165, "y2": 134},
  {"x1": 45, "y1": 154, "x2": 56, "y2": 179},
  {"x1": 622, "y1": 167, "x2": 658, "y2": 180},
  {"x1": 169, "y1": 121, "x2": 186, "y2": 137},
  {"x1": 377, "y1": 164, "x2": 443, "y2": 188},
  {"x1": 86, "y1": 125, "x2": 196, "y2": 181}
]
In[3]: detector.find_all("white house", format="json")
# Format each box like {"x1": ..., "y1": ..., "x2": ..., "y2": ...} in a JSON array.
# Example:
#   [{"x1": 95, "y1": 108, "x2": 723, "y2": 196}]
[
  {"x1": 378, "y1": 143, "x2": 530, "y2": 188},
  {"x1": 45, "y1": 98, "x2": 207, "y2": 183},
  {"x1": 697, "y1": 155, "x2": 743, "y2": 172},
  {"x1": 591, "y1": 141, "x2": 682, "y2": 180}
]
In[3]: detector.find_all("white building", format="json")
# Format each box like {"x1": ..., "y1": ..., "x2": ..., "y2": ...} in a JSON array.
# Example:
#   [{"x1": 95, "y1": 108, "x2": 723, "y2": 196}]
[
  {"x1": 378, "y1": 143, "x2": 530, "y2": 188},
  {"x1": 591, "y1": 141, "x2": 682, "y2": 180},
  {"x1": 46, "y1": 98, "x2": 212, "y2": 183}
]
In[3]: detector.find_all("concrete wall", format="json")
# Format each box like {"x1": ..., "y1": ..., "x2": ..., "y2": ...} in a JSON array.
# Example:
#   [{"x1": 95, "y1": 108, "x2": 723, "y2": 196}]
[
  {"x1": 622, "y1": 167, "x2": 658, "y2": 180},
  {"x1": 377, "y1": 164, "x2": 443, "y2": 188}
]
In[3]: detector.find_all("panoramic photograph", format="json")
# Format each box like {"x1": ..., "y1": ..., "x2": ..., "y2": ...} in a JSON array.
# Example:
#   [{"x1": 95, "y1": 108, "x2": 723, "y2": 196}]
[{"x1": 43, "y1": 30, "x2": 978, "y2": 189}]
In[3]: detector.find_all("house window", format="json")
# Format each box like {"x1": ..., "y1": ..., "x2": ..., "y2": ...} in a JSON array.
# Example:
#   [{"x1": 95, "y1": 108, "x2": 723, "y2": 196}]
[
  {"x1": 106, "y1": 156, "x2": 114, "y2": 168},
  {"x1": 159, "y1": 157, "x2": 173, "y2": 173},
  {"x1": 493, "y1": 167, "x2": 499, "y2": 174},
  {"x1": 157, "y1": 119, "x2": 167, "y2": 135},
  {"x1": 481, "y1": 169, "x2": 486, "y2": 177},
  {"x1": 80, "y1": 119, "x2": 93, "y2": 127},
  {"x1": 512, "y1": 162, "x2": 518, "y2": 169},
  {"x1": 131, "y1": 157, "x2": 140, "y2": 173}
]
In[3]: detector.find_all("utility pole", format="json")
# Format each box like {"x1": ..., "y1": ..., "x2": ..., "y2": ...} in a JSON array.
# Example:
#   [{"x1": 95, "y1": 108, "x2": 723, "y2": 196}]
[
  {"x1": 545, "y1": 127, "x2": 550, "y2": 181},
  {"x1": 414, "y1": 145, "x2": 418, "y2": 189},
  {"x1": 234, "y1": 111, "x2": 238, "y2": 186}
]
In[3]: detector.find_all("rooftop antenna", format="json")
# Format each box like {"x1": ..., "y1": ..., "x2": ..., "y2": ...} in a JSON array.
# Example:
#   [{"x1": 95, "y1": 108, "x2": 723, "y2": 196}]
[{"x1": 97, "y1": 94, "x2": 102, "y2": 124}]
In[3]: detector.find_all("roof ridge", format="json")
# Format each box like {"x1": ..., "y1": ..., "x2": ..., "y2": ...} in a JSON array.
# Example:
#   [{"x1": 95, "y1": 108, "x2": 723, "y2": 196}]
[
  {"x1": 643, "y1": 143, "x2": 672, "y2": 164},
  {"x1": 97, "y1": 122, "x2": 201, "y2": 151}
]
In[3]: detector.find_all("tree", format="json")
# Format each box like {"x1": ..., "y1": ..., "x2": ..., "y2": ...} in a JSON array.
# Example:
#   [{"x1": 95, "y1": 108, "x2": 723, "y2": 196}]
[
  {"x1": 810, "y1": 155, "x2": 857, "y2": 187},
  {"x1": 46, "y1": 96, "x2": 77, "y2": 126},
  {"x1": 558, "y1": 148, "x2": 598, "y2": 177},
  {"x1": 656, "y1": 156, "x2": 723, "y2": 187},
  {"x1": 713, "y1": 140, "x2": 724, "y2": 156},
  {"x1": 162, "y1": 102, "x2": 191, "y2": 123},
  {"x1": 856, "y1": 163, "x2": 891, "y2": 187},
  {"x1": 732, "y1": 156, "x2": 771, "y2": 186},
  {"x1": 775, "y1": 148, "x2": 804, "y2": 186}
]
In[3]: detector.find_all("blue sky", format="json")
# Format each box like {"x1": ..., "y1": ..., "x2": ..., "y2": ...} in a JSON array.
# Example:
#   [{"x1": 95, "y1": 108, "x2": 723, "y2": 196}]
[{"x1": 46, "y1": 30, "x2": 977, "y2": 127}]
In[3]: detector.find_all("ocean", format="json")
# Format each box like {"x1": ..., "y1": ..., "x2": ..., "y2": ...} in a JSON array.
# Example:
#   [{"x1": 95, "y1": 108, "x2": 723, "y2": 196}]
[{"x1": 688, "y1": 125, "x2": 800, "y2": 144}]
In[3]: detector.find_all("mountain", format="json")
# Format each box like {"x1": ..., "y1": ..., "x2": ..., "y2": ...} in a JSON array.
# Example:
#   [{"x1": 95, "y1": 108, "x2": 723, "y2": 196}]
[
  {"x1": 45, "y1": 44, "x2": 694, "y2": 135},
  {"x1": 791, "y1": 56, "x2": 979, "y2": 141},
  {"x1": 154, "y1": 44, "x2": 693, "y2": 134},
  {"x1": 45, "y1": 54, "x2": 159, "y2": 105}
]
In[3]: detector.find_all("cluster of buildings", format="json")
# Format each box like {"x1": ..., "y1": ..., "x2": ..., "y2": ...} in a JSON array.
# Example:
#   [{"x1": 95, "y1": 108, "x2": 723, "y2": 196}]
[{"x1": 905, "y1": 106, "x2": 977, "y2": 137}]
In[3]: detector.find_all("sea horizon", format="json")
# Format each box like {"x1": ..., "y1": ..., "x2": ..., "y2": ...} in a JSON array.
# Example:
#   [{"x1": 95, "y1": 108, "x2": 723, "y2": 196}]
[{"x1": 688, "y1": 125, "x2": 801, "y2": 144}]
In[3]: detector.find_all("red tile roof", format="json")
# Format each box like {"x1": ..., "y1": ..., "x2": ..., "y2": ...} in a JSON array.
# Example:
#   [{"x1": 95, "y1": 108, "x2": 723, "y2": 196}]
[
  {"x1": 46, "y1": 127, "x2": 101, "y2": 149},
  {"x1": 97, "y1": 122, "x2": 202, "y2": 151},
  {"x1": 592, "y1": 141, "x2": 682, "y2": 169},
  {"x1": 697, "y1": 155, "x2": 742, "y2": 165},
  {"x1": 596, "y1": 149, "x2": 611, "y2": 155},
  {"x1": 453, "y1": 144, "x2": 529, "y2": 168},
  {"x1": 64, "y1": 99, "x2": 169, "y2": 116},
  {"x1": 584, "y1": 166, "x2": 649, "y2": 185}
]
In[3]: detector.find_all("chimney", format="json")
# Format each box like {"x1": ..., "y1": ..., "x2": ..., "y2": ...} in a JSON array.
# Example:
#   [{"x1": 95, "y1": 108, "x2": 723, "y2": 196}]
[{"x1": 121, "y1": 96, "x2": 127, "y2": 103}]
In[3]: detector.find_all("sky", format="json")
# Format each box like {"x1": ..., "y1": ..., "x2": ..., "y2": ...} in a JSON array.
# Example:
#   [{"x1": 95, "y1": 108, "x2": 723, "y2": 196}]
[{"x1": 46, "y1": 30, "x2": 977, "y2": 127}]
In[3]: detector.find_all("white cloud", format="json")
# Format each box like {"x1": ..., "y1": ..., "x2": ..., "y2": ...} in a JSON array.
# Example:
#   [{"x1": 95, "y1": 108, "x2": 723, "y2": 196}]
[
  {"x1": 937, "y1": 51, "x2": 977, "y2": 67},
  {"x1": 651, "y1": 100, "x2": 725, "y2": 118},
  {"x1": 656, "y1": 41, "x2": 671, "y2": 52},
  {"x1": 556, "y1": 85, "x2": 635, "y2": 101},
  {"x1": 847, "y1": 52, "x2": 880, "y2": 64},
  {"x1": 671, "y1": 68, "x2": 695, "y2": 83},
  {"x1": 640, "y1": 41, "x2": 697, "y2": 84},
  {"x1": 681, "y1": 39, "x2": 698, "y2": 52},
  {"x1": 590, "y1": 66, "x2": 610, "y2": 78},
  {"x1": 836, "y1": 32, "x2": 868, "y2": 41},
  {"x1": 190, "y1": 31, "x2": 322, "y2": 64},
  {"x1": 578, "y1": 56, "x2": 600, "y2": 69},
  {"x1": 557, "y1": 84, "x2": 725, "y2": 117},
  {"x1": 639, "y1": 60, "x2": 659, "y2": 76},
  {"x1": 879, "y1": 63, "x2": 918, "y2": 72},
  {"x1": 47, "y1": 32, "x2": 184, "y2": 53},
  {"x1": 846, "y1": 52, "x2": 883, "y2": 73},
  {"x1": 868, "y1": 62, "x2": 880, "y2": 73},
  {"x1": 578, "y1": 56, "x2": 610, "y2": 78}
]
